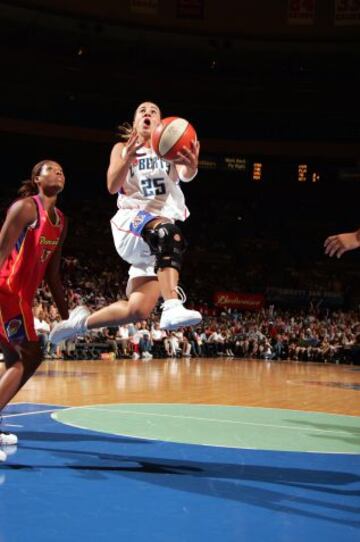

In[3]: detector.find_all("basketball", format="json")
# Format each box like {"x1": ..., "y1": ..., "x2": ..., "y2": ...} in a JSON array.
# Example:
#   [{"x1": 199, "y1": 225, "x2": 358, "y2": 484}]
[{"x1": 151, "y1": 116, "x2": 197, "y2": 161}]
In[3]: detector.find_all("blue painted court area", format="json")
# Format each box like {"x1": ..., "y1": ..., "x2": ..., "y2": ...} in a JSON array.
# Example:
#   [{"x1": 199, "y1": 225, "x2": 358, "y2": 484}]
[{"x1": 0, "y1": 403, "x2": 359, "y2": 542}]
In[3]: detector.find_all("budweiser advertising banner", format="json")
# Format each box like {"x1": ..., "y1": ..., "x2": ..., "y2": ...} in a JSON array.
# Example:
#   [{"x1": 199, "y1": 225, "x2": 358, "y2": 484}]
[{"x1": 214, "y1": 292, "x2": 264, "y2": 311}]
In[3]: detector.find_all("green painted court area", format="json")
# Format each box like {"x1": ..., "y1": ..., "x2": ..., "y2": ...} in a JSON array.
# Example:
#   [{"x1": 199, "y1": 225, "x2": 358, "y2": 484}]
[{"x1": 53, "y1": 403, "x2": 360, "y2": 454}]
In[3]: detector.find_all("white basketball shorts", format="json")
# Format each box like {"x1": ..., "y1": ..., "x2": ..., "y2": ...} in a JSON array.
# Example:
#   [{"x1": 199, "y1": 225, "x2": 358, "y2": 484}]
[{"x1": 111, "y1": 209, "x2": 158, "y2": 296}]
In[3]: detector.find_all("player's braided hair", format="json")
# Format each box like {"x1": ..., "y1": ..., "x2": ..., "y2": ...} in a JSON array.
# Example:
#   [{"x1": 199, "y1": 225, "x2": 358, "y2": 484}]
[{"x1": 18, "y1": 160, "x2": 51, "y2": 198}]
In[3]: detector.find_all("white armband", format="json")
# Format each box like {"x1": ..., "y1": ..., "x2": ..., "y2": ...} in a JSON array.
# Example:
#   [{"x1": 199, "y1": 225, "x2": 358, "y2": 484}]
[{"x1": 178, "y1": 168, "x2": 198, "y2": 183}]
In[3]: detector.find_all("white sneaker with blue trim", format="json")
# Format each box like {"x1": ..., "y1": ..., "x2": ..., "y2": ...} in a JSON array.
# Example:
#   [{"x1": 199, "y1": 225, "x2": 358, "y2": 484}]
[
  {"x1": 0, "y1": 431, "x2": 18, "y2": 446},
  {"x1": 160, "y1": 288, "x2": 202, "y2": 331},
  {"x1": 49, "y1": 305, "x2": 90, "y2": 345}
]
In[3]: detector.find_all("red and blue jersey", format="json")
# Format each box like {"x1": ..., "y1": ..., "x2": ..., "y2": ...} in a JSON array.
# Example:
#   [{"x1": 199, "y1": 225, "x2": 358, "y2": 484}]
[
  {"x1": 0, "y1": 195, "x2": 64, "y2": 346},
  {"x1": 0, "y1": 195, "x2": 65, "y2": 301}
]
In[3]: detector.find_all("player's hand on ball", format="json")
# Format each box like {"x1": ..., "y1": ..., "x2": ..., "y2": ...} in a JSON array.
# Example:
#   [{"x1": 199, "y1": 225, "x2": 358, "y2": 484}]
[{"x1": 173, "y1": 140, "x2": 200, "y2": 169}]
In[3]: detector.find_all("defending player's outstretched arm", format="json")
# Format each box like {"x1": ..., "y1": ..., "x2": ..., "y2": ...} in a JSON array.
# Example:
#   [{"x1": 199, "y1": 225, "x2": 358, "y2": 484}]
[{"x1": 324, "y1": 229, "x2": 360, "y2": 258}]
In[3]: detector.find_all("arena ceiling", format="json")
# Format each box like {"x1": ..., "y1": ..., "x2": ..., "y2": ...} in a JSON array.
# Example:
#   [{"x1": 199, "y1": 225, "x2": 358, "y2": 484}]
[{"x1": 0, "y1": 1, "x2": 359, "y2": 142}]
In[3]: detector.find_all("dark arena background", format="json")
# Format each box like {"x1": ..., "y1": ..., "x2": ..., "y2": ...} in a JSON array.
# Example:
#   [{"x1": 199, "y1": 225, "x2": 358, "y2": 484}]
[{"x1": 0, "y1": 1, "x2": 359, "y2": 541}]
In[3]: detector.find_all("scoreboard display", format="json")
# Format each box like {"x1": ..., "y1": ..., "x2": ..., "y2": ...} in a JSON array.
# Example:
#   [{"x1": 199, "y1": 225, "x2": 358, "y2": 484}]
[{"x1": 199, "y1": 155, "x2": 247, "y2": 172}]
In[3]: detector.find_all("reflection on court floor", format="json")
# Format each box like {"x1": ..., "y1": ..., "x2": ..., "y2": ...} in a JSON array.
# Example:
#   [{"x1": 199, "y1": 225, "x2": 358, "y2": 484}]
[{"x1": 0, "y1": 402, "x2": 359, "y2": 542}]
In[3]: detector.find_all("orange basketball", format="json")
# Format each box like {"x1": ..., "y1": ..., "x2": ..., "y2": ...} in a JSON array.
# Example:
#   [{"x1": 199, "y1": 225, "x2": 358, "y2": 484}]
[{"x1": 151, "y1": 117, "x2": 197, "y2": 161}]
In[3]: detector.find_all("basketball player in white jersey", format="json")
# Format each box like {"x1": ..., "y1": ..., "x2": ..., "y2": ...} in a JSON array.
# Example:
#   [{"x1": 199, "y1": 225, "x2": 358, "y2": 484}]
[{"x1": 50, "y1": 102, "x2": 202, "y2": 344}]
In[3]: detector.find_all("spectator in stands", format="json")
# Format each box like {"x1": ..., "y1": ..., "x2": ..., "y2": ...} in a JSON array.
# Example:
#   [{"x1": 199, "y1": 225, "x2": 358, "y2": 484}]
[
  {"x1": 260, "y1": 339, "x2": 273, "y2": 360},
  {"x1": 165, "y1": 332, "x2": 176, "y2": 357},
  {"x1": 184, "y1": 327, "x2": 201, "y2": 357},
  {"x1": 129, "y1": 323, "x2": 141, "y2": 360},
  {"x1": 151, "y1": 323, "x2": 166, "y2": 358},
  {"x1": 208, "y1": 328, "x2": 225, "y2": 356},
  {"x1": 102, "y1": 327, "x2": 119, "y2": 358},
  {"x1": 117, "y1": 325, "x2": 131, "y2": 357},
  {"x1": 33, "y1": 309, "x2": 51, "y2": 356},
  {"x1": 137, "y1": 321, "x2": 153, "y2": 359}
]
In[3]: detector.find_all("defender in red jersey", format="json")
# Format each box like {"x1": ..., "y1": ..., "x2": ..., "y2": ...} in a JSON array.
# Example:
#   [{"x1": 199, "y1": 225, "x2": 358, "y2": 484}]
[{"x1": 0, "y1": 160, "x2": 68, "y2": 460}]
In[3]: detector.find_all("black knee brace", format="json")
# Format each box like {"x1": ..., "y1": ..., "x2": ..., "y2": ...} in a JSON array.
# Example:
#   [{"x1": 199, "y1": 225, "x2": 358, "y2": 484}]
[{"x1": 142, "y1": 222, "x2": 187, "y2": 272}]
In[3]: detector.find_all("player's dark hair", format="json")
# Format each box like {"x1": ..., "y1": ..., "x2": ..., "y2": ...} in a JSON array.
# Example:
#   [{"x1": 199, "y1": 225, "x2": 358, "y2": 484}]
[{"x1": 18, "y1": 160, "x2": 51, "y2": 198}]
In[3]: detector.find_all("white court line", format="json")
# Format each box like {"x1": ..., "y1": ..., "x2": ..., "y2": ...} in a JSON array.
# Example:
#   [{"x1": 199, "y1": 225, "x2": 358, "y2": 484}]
[
  {"x1": 9, "y1": 402, "x2": 66, "y2": 407},
  {"x1": 58, "y1": 401, "x2": 360, "y2": 419},
  {"x1": 2, "y1": 409, "x2": 60, "y2": 419},
  {"x1": 62, "y1": 406, "x2": 358, "y2": 436},
  {"x1": 2, "y1": 403, "x2": 65, "y2": 426},
  {"x1": 2, "y1": 423, "x2": 23, "y2": 428}
]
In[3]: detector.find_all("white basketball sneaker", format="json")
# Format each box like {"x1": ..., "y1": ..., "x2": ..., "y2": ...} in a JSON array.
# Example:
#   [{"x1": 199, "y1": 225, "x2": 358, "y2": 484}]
[
  {"x1": 0, "y1": 449, "x2": 6, "y2": 462},
  {"x1": 0, "y1": 431, "x2": 18, "y2": 446},
  {"x1": 49, "y1": 305, "x2": 91, "y2": 345},
  {"x1": 160, "y1": 288, "x2": 202, "y2": 331}
]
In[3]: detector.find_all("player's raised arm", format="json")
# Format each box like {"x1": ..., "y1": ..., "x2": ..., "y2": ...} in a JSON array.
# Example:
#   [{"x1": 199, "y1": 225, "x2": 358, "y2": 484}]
[{"x1": 107, "y1": 131, "x2": 143, "y2": 195}]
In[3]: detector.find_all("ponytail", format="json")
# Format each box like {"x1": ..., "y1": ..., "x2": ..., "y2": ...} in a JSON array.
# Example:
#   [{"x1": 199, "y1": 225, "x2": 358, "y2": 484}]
[
  {"x1": 116, "y1": 122, "x2": 133, "y2": 142},
  {"x1": 17, "y1": 159, "x2": 52, "y2": 199},
  {"x1": 18, "y1": 179, "x2": 38, "y2": 198}
]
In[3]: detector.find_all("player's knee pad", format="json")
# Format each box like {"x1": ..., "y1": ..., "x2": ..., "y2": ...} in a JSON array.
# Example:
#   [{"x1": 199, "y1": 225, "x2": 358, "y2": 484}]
[{"x1": 142, "y1": 222, "x2": 187, "y2": 272}]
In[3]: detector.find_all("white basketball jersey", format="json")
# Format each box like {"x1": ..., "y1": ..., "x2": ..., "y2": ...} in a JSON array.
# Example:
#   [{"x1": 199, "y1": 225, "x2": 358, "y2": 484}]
[{"x1": 116, "y1": 146, "x2": 190, "y2": 221}]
